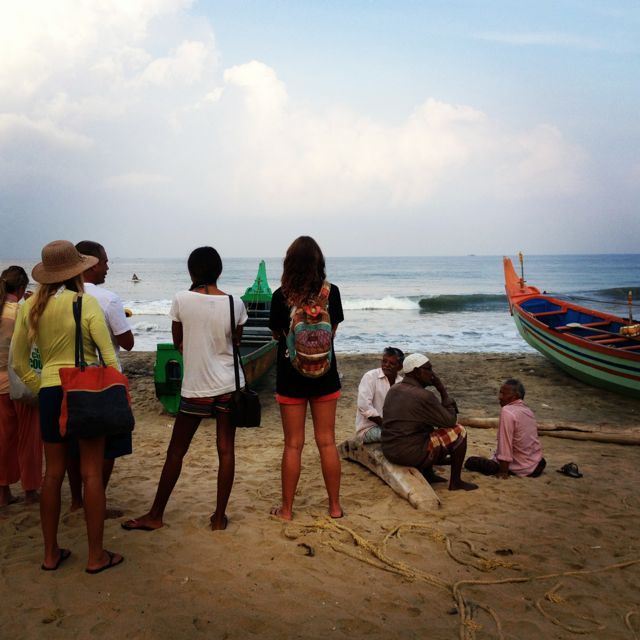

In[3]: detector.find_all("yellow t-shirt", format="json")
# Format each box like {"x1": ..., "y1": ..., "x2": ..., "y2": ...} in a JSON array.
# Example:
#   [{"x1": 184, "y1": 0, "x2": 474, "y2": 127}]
[
  {"x1": 12, "y1": 289, "x2": 118, "y2": 393},
  {"x1": 0, "y1": 300, "x2": 19, "y2": 394}
]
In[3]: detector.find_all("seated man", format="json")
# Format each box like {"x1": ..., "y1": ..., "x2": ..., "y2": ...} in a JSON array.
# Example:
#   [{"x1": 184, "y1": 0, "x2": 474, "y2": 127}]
[
  {"x1": 355, "y1": 347, "x2": 404, "y2": 443},
  {"x1": 464, "y1": 379, "x2": 546, "y2": 479},
  {"x1": 381, "y1": 353, "x2": 477, "y2": 491}
]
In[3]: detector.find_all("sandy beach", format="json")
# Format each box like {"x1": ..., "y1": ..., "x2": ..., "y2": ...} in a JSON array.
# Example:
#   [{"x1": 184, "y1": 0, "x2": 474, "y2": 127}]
[{"x1": 1, "y1": 351, "x2": 639, "y2": 639}]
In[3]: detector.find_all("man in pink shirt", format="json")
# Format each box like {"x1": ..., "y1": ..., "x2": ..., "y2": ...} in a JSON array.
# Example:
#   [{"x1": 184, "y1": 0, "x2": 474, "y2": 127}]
[{"x1": 464, "y1": 379, "x2": 546, "y2": 479}]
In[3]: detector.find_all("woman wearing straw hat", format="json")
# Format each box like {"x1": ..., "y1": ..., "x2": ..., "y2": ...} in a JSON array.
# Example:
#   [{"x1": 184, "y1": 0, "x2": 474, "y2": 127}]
[{"x1": 12, "y1": 240, "x2": 125, "y2": 573}]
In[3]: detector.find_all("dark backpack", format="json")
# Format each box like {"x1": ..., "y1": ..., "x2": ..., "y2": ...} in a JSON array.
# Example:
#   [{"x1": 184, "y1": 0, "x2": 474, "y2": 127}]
[{"x1": 286, "y1": 282, "x2": 333, "y2": 378}]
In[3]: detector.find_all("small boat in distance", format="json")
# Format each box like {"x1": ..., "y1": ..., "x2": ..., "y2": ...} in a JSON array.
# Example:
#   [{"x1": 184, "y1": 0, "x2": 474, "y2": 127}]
[
  {"x1": 503, "y1": 256, "x2": 640, "y2": 398},
  {"x1": 132, "y1": 273, "x2": 141, "y2": 282},
  {"x1": 154, "y1": 261, "x2": 277, "y2": 414}
]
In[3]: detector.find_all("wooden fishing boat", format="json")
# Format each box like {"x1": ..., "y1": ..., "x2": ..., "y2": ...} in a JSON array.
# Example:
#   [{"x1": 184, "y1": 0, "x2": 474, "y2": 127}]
[
  {"x1": 154, "y1": 261, "x2": 277, "y2": 414},
  {"x1": 238, "y1": 260, "x2": 278, "y2": 384},
  {"x1": 503, "y1": 256, "x2": 640, "y2": 398}
]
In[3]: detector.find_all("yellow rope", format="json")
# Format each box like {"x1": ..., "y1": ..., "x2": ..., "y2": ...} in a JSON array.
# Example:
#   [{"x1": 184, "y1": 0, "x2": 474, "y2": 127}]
[
  {"x1": 626, "y1": 610, "x2": 640, "y2": 640},
  {"x1": 281, "y1": 516, "x2": 640, "y2": 640},
  {"x1": 534, "y1": 582, "x2": 606, "y2": 634}
]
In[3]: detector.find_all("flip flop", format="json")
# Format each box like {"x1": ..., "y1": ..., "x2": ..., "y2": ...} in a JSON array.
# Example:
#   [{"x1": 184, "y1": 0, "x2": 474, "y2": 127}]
[
  {"x1": 85, "y1": 550, "x2": 124, "y2": 574},
  {"x1": 557, "y1": 462, "x2": 583, "y2": 478},
  {"x1": 41, "y1": 548, "x2": 71, "y2": 571},
  {"x1": 121, "y1": 519, "x2": 158, "y2": 532}
]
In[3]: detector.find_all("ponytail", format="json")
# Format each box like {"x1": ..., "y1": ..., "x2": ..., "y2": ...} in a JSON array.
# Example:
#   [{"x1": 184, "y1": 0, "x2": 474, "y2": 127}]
[{"x1": 0, "y1": 266, "x2": 28, "y2": 316}]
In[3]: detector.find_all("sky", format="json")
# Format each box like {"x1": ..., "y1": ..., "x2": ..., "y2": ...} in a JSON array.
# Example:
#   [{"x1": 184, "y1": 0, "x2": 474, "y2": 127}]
[{"x1": 1, "y1": 0, "x2": 639, "y2": 259}]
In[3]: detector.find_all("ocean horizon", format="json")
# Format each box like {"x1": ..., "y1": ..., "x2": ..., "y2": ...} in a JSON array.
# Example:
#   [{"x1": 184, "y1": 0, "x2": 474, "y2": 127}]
[{"x1": 2, "y1": 254, "x2": 638, "y2": 355}]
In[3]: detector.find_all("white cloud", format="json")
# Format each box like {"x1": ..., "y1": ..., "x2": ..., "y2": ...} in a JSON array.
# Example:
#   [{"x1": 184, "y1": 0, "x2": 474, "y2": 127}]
[
  {"x1": 0, "y1": 1, "x2": 606, "y2": 256},
  {"x1": 104, "y1": 172, "x2": 168, "y2": 188},
  {"x1": 137, "y1": 40, "x2": 213, "y2": 86}
]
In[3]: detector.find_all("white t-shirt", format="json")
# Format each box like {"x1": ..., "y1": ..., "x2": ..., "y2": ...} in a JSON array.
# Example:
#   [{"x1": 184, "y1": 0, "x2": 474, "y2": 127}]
[
  {"x1": 170, "y1": 292, "x2": 248, "y2": 397},
  {"x1": 84, "y1": 282, "x2": 131, "y2": 363}
]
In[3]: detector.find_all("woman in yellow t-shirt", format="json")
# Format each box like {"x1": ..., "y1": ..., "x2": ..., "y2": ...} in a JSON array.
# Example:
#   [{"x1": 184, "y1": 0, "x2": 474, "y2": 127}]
[{"x1": 12, "y1": 241, "x2": 124, "y2": 574}]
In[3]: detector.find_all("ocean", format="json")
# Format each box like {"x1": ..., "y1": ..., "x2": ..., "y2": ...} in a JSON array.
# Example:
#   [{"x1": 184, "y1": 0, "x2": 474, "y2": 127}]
[{"x1": 3, "y1": 254, "x2": 639, "y2": 354}]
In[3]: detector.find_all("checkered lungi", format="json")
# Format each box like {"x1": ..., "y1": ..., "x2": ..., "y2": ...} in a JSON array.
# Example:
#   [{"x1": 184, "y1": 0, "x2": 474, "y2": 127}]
[{"x1": 427, "y1": 424, "x2": 466, "y2": 456}]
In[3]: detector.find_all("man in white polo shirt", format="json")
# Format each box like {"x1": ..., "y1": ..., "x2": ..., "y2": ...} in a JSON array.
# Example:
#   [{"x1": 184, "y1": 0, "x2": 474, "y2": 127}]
[
  {"x1": 355, "y1": 347, "x2": 404, "y2": 443},
  {"x1": 67, "y1": 241, "x2": 134, "y2": 516}
]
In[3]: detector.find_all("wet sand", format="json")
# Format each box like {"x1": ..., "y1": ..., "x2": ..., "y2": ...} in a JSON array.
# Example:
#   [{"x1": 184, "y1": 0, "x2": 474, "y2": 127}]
[{"x1": 1, "y1": 352, "x2": 639, "y2": 639}]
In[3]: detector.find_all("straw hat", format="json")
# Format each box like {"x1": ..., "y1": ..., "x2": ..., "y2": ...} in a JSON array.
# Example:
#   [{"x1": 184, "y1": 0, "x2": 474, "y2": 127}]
[
  {"x1": 402, "y1": 353, "x2": 430, "y2": 374},
  {"x1": 32, "y1": 240, "x2": 98, "y2": 284}
]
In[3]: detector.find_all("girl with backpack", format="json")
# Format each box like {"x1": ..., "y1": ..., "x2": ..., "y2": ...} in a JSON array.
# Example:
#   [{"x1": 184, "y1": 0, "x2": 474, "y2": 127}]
[{"x1": 269, "y1": 236, "x2": 344, "y2": 520}]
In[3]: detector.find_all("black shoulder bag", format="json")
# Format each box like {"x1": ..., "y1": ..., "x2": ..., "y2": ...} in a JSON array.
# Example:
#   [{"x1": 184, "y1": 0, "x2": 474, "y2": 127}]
[{"x1": 228, "y1": 295, "x2": 261, "y2": 428}]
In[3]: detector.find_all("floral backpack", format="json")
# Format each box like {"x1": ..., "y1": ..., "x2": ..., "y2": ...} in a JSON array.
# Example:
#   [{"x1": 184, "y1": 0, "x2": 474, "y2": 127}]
[{"x1": 286, "y1": 282, "x2": 333, "y2": 378}]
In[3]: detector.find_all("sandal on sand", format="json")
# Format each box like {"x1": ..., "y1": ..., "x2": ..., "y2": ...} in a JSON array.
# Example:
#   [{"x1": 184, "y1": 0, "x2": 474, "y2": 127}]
[
  {"x1": 85, "y1": 551, "x2": 124, "y2": 575},
  {"x1": 557, "y1": 462, "x2": 583, "y2": 478},
  {"x1": 41, "y1": 548, "x2": 71, "y2": 571},
  {"x1": 121, "y1": 519, "x2": 158, "y2": 532}
]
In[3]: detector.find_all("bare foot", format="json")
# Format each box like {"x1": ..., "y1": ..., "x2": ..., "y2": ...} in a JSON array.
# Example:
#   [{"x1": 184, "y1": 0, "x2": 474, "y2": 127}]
[
  {"x1": 210, "y1": 512, "x2": 228, "y2": 531},
  {"x1": 422, "y1": 468, "x2": 448, "y2": 484},
  {"x1": 270, "y1": 506, "x2": 292, "y2": 521},
  {"x1": 121, "y1": 515, "x2": 163, "y2": 531},
  {"x1": 69, "y1": 501, "x2": 83, "y2": 512},
  {"x1": 86, "y1": 550, "x2": 124, "y2": 574},
  {"x1": 449, "y1": 480, "x2": 479, "y2": 491},
  {"x1": 329, "y1": 506, "x2": 345, "y2": 518}
]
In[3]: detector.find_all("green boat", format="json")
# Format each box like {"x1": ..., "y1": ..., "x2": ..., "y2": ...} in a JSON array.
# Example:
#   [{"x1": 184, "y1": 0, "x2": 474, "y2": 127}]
[{"x1": 154, "y1": 261, "x2": 277, "y2": 414}]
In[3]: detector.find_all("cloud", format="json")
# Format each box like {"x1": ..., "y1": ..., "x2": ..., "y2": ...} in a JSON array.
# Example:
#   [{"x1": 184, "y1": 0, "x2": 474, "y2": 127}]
[{"x1": 0, "y1": 1, "x2": 606, "y2": 256}]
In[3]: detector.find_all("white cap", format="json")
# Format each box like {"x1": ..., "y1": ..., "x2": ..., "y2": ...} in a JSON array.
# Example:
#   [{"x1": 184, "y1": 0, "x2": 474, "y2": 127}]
[{"x1": 402, "y1": 353, "x2": 430, "y2": 374}]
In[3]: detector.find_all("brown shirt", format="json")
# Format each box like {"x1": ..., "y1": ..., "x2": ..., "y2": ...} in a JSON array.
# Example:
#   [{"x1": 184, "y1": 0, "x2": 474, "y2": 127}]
[{"x1": 381, "y1": 375, "x2": 457, "y2": 467}]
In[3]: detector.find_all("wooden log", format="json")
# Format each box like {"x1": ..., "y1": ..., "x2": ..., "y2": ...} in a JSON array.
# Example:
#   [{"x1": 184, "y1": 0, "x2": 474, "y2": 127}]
[
  {"x1": 338, "y1": 439, "x2": 441, "y2": 510},
  {"x1": 460, "y1": 416, "x2": 640, "y2": 436},
  {"x1": 459, "y1": 416, "x2": 640, "y2": 446},
  {"x1": 540, "y1": 431, "x2": 640, "y2": 446}
]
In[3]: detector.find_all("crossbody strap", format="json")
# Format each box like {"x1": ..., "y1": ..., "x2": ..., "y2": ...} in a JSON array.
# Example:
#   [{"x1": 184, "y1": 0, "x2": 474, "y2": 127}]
[
  {"x1": 73, "y1": 294, "x2": 87, "y2": 370},
  {"x1": 228, "y1": 295, "x2": 249, "y2": 391},
  {"x1": 72, "y1": 293, "x2": 106, "y2": 370}
]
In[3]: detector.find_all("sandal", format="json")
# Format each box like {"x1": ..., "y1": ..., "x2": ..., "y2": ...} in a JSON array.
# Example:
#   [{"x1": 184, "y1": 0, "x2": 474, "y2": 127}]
[{"x1": 557, "y1": 462, "x2": 583, "y2": 478}]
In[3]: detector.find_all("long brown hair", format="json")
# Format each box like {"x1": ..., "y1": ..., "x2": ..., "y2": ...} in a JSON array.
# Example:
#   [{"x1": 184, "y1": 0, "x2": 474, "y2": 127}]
[
  {"x1": 0, "y1": 266, "x2": 28, "y2": 316},
  {"x1": 280, "y1": 236, "x2": 327, "y2": 307},
  {"x1": 28, "y1": 275, "x2": 84, "y2": 344}
]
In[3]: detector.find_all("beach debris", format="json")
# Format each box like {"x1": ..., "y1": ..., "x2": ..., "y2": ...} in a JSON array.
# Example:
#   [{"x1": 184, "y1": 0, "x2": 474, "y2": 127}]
[
  {"x1": 298, "y1": 542, "x2": 315, "y2": 557},
  {"x1": 495, "y1": 548, "x2": 513, "y2": 556},
  {"x1": 41, "y1": 608, "x2": 65, "y2": 625}
]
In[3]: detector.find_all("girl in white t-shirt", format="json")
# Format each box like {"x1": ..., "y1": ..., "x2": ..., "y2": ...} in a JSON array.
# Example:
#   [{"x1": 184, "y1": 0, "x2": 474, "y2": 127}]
[{"x1": 122, "y1": 247, "x2": 247, "y2": 532}]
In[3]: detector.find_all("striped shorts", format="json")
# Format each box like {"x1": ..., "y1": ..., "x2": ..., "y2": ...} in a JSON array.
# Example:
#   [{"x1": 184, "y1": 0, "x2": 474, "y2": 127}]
[{"x1": 179, "y1": 393, "x2": 234, "y2": 418}]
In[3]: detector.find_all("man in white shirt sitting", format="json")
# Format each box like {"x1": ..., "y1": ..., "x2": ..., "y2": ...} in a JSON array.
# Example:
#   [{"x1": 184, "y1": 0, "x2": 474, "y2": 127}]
[{"x1": 355, "y1": 347, "x2": 404, "y2": 443}]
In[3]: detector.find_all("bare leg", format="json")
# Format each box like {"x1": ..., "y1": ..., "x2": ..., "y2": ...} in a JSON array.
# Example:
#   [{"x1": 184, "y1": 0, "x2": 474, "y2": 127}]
[
  {"x1": 448, "y1": 436, "x2": 478, "y2": 491},
  {"x1": 78, "y1": 436, "x2": 123, "y2": 571},
  {"x1": 210, "y1": 412, "x2": 236, "y2": 531},
  {"x1": 66, "y1": 455, "x2": 83, "y2": 511},
  {"x1": 272, "y1": 403, "x2": 307, "y2": 520},
  {"x1": 310, "y1": 399, "x2": 343, "y2": 518},
  {"x1": 40, "y1": 442, "x2": 68, "y2": 568},
  {"x1": 122, "y1": 412, "x2": 201, "y2": 530}
]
